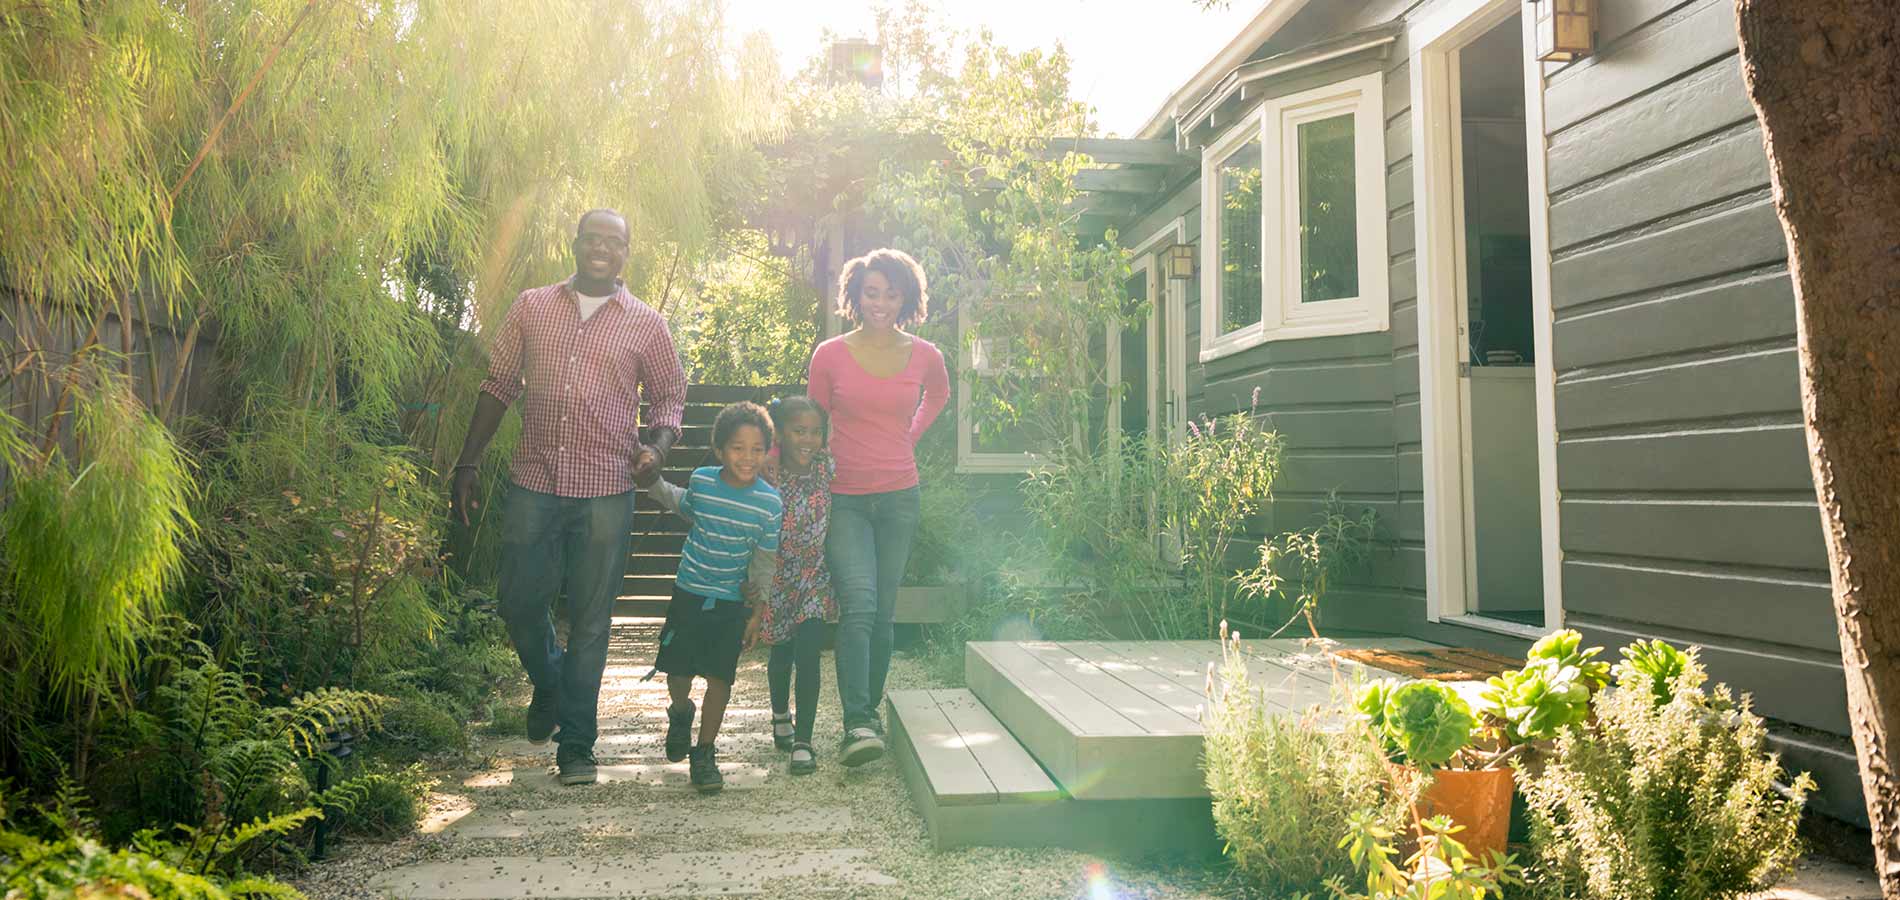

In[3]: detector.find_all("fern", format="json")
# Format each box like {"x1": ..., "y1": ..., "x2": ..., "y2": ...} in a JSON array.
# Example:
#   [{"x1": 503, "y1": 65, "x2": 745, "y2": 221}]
[{"x1": 2, "y1": 781, "x2": 307, "y2": 899}]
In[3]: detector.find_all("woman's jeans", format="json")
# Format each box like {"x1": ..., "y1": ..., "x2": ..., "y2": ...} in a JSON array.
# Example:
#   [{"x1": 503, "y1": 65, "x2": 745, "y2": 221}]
[
  {"x1": 827, "y1": 486, "x2": 920, "y2": 732},
  {"x1": 495, "y1": 484, "x2": 636, "y2": 753}
]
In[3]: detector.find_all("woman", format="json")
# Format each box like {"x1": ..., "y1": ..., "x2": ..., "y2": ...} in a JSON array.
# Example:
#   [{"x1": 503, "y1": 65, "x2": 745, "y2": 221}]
[{"x1": 806, "y1": 248, "x2": 950, "y2": 767}]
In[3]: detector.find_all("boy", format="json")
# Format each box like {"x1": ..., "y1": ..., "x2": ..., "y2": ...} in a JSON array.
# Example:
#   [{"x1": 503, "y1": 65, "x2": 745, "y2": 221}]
[{"x1": 635, "y1": 401, "x2": 781, "y2": 793}]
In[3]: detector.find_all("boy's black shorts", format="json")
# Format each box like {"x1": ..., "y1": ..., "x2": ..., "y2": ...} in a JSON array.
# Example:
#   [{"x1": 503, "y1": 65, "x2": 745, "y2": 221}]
[{"x1": 653, "y1": 587, "x2": 750, "y2": 684}]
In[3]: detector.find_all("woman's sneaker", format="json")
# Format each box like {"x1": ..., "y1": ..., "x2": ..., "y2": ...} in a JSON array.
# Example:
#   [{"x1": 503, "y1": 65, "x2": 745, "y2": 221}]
[
  {"x1": 689, "y1": 745, "x2": 724, "y2": 794},
  {"x1": 771, "y1": 713, "x2": 794, "y2": 752},
  {"x1": 665, "y1": 700, "x2": 695, "y2": 763},
  {"x1": 838, "y1": 726, "x2": 884, "y2": 768},
  {"x1": 789, "y1": 742, "x2": 817, "y2": 776}
]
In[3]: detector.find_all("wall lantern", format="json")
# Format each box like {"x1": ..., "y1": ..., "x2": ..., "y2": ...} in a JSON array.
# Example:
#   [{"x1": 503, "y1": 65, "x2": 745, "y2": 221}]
[
  {"x1": 1530, "y1": 0, "x2": 1596, "y2": 62},
  {"x1": 1165, "y1": 243, "x2": 1197, "y2": 280}
]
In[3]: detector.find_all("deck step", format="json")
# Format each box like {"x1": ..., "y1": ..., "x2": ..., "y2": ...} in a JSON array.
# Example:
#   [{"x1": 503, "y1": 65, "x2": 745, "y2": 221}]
[{"x1": 886, "y1": 687, "x2": 1218, "y2": 856}]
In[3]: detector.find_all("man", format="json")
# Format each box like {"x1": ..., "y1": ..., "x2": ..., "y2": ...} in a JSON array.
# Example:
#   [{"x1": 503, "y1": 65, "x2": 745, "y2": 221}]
[{"x1": 450, "y1": 208, "x2": 686, "y2": 785}]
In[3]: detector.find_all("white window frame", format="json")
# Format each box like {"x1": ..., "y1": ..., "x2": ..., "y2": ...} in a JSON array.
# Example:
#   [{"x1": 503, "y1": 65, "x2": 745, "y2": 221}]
[
  {"x1": 956, "y1": 311, "x2": 1043, "y2": 474},
  {"x1": 1200, "y1": 72, "x2": 1390, "y2": 362},
  {"x1": 954, "y1": 287, "x2": 1119, "y2": 474}
]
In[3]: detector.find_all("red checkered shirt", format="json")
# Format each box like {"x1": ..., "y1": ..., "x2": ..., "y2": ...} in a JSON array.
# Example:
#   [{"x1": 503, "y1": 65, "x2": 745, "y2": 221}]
[{"x1": 479, "y1": 279, "x2": 687, "y2": 498}]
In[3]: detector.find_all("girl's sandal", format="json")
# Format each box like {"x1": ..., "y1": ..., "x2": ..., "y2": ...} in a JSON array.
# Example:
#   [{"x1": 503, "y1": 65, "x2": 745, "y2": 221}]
[
  {"x1": 789, "y1": 742, "x2": 817, "y2": 776},
  {"x1": 771, "y1": 713, "x2": 794, "y2": 752}
]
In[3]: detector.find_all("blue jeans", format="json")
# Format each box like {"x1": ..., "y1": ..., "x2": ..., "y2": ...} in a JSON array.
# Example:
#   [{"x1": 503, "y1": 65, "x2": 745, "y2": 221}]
[
  {"x1": 495, "y1": 484, "x2": 635, "y2": 752},
  {"x1": 827, "y1": 486, "x2": 920, "y2": 731}
]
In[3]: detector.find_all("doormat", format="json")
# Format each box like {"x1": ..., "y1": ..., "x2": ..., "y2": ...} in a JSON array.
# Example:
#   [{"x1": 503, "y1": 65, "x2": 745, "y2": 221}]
[{"x1": 1336, "y1": 647, "x2": 1520, "y2": 682}]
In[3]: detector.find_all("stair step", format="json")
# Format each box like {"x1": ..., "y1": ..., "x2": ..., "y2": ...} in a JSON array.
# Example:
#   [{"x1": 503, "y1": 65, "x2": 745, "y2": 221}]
[
  {"x1": 615, "y1": 598, "x2": 670, "y2": 618},
  {"x1": 627, "y1": 553, "x2": 681, "y2": 575},
  {"x1": 886, "y1": 686, "x2": 1218, "y2": 856},
  {"x1": 631, "y1": 533, "x2": 686, "y2": 555},
  {"x1": 685, "y1": 384, "x2": 804, "y2": 405},
  {"x1": 623, "y1": 573, "x2": 675, "y2": 596}
]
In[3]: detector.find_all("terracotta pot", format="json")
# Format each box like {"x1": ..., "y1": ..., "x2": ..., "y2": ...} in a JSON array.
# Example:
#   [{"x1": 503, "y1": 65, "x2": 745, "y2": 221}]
[{"x1": 1419, "y1": 767, "x2": 1514, "y2": 860}]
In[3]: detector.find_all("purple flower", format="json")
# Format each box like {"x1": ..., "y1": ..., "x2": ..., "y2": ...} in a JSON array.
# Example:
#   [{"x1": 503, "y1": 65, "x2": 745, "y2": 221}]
[
  {"x1": 1187, "y1": 419, "x2": 1201, "y2": 439},
  {"x1": 1251, "y1": 385, "x2": 1261, "y2": 410}
]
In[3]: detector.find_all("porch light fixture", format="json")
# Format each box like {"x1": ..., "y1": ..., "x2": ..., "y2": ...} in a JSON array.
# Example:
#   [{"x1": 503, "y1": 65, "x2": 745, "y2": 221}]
[
  {"x1": 1530, "y1": 0, "x2": 1596, "y2": 62},
  {"x1": 1165, "y1": 242, "x2": 1197, "y2": 280}
]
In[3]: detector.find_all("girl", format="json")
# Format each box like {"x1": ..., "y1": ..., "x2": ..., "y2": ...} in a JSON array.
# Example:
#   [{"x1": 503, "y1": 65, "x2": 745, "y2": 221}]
[
  {"x1": 806, "y1": 248, "x2": 950, "y2": 767},
  {"x1": 762, "y1": 396, "x2": 836, "y2": 775},
  {"x1": 634, "y1": 402, "x2": 781, "y2": 794}
]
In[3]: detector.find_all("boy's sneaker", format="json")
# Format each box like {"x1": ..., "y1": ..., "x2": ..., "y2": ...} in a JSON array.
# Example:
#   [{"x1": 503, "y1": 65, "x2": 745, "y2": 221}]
[
  {"x1": 771, "y1": 713, "x2": 794, "y2": 752},
  {"x1": 689, "y1": 745, "x2": 723, "y2": 794},
  {"x1": 665, "y1": 700, "x2": 695, "y2": 763},
  {"x1": 838, "y1": 726, "x2": 884, "y2": 768},
  {"x1": 789, "y1": 742, "x2": 817, "y2": 776},
  {"x1": 556, "y1": 745, "x2": 597, "y2": 786},
  {"x1": 526, "y1": 687, "x2": 560, "y2": 745}
]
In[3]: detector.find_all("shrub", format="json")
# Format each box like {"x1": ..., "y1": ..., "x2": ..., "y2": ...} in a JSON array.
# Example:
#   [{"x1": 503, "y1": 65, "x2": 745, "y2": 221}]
[
  {"x1": 1203, "y1": 632, "x2": 1416, "y2": 894},
  {"x1": 1234, "y1": 495, "x2": 1377, "y2": 637},
  {"x1": 332, "y1": 761, "x2": 430, "y2": 838},
  {"x1": 1516, "y1": 647, "x2": 1812, "y2": 899},
  {"x1": 3, "y1": 781, "x2": 307, "y2": 899},
  {"x1": 378, "y1": 692, "x2": 467, "y2": 754},
  {"x1": 188, "y1": 406, "x2": 444, "y2": 698}
]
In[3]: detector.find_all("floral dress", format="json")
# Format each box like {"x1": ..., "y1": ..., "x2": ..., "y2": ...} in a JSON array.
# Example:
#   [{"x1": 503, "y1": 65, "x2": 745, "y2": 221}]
[{"x1": 760, "y1": 450, "x2": 836, "y2": 644}]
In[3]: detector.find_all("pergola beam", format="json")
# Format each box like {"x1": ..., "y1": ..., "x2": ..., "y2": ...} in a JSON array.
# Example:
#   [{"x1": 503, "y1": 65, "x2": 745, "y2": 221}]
[{"x1": 1071, "y1": 167, "x2": 1168, "y2": 195}]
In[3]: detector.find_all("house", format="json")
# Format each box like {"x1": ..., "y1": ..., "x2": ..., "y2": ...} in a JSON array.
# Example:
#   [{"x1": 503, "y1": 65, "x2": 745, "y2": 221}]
[{"x1": 1072, "y1": 0, "x2": 1857, "y2": 824}]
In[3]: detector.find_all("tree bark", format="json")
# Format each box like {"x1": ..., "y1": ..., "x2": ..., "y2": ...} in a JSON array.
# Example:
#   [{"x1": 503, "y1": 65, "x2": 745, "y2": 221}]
[{"x1": 1732, "y1": 0, "x2": 1900, "y2": 887}]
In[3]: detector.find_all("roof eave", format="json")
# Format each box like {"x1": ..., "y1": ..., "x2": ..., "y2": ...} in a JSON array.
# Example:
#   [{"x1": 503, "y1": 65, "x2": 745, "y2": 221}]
[{"x1": 1132, "y1": 0, "x2": 1316, "y2": 141}]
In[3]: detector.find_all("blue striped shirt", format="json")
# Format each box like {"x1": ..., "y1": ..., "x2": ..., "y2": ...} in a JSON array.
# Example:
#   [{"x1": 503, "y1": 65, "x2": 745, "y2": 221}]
[{"x1": 673, "y1": 466, "x2": 782, "y2": 603}]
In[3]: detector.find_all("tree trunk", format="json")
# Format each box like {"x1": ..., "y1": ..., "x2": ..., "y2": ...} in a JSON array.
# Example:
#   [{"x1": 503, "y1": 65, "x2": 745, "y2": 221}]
[{"x1": 1732, "y1": 0, "x2": 1900, "y2": 887}]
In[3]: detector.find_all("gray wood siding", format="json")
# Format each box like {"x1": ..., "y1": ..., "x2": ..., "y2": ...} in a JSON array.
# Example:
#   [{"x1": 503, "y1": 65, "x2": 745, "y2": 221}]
[
  {"x1": 1150, "y1": 32, "x2": 1430, "y2": 631},
  {"x1": 1542, "y1": 0, "x2": 1842, "y2": 739}
]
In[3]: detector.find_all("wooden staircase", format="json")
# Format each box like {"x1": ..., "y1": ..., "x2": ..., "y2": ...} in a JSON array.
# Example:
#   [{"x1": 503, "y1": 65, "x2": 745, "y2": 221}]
[{"x1": 613, "y1": 384, "x2": 799, "y2": 618}]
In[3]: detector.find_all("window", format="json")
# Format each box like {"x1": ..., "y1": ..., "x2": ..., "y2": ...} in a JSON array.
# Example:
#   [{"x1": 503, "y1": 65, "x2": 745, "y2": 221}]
[
  {"x1": 955, "y1": 287, "x2": 1125, "y2": 474},
  {"x1": 1200, "y1": 72, "x2": 1389, "y2": 361},
  {"x1": 957, "y1": 327, "x2": 1042, "y2": 473}
]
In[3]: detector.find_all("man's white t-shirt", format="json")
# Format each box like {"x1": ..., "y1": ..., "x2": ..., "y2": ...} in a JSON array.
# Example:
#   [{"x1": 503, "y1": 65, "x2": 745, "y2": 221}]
[{"x1": 575, "y1": 292, "x2": 613, "y2": 322}]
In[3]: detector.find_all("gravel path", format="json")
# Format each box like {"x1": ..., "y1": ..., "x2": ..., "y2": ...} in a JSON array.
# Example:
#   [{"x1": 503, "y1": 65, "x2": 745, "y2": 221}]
[{"x1": 293, "y1": 619, "x2": 1241, "y2": 899}]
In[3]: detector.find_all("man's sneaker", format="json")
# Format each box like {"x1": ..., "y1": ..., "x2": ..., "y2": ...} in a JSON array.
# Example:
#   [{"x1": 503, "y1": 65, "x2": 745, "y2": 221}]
[
  {"x1": 789, "y1": 742, "x2": 817, "y2": 776},
  {"x1": 838, "y1": 726, "x2": 884, "y2": 768},
  {"x1": 689, "y1": 745, "x2": 724, "y2": 794},
  {"x1": 526, "y1": 687, "x2": 560, "y2": 745},
  {"x1": 665, "y1": 700, "x2": 695, "y2": 763},
  {"x1": 771, "y1": 713, "x2": 794, "y2": 752},
  {"x1": 556, "y1": 745, "x2": 597, "y2": 786}
]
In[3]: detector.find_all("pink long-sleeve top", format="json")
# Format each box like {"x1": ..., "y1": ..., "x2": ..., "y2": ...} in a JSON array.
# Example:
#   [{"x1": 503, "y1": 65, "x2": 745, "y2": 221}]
[{"x1": 806, "y1": 335, "x2": 951, "y2": 495}]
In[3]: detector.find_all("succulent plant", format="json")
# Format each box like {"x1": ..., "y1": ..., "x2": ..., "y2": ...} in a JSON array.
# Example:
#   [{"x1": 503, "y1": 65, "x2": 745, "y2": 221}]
[
  {"x1": 1481, "y1": 659, "x2": 1594, "y2": 743},
  {"x1": 1525, "y1": 629, "x2": 1611, "y2": 691},
  {"x1": 1616, "y1": 638, "x2": 1695, "y2": 706},
  {"x1": 1354, "y1": 678, "x2": 1398, "y2": 730},
  {"x1": 1381, "y1": 680, "x2": 1477, "y2": 767}
]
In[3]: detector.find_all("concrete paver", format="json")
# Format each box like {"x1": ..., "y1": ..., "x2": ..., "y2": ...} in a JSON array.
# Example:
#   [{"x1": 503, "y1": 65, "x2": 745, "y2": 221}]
[
  {"x1": 367, "y1": 848, "x2": 897, "y2": 898},
  {"x1": 459, "y1": 761, "x2": 772, "y2": 792},
  {"x1": 439, "y1": 804, "x2": 852, "y2": 840}
]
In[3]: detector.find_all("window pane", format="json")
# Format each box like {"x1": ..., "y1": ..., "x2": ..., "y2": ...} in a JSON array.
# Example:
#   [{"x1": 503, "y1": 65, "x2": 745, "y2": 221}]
[
  {"x1": 1216, "y1": 138, "x2": 1263, "y2": 334},
  {"x1": 1297, "y1": 113, "x2": 1359, "y2": 303}
]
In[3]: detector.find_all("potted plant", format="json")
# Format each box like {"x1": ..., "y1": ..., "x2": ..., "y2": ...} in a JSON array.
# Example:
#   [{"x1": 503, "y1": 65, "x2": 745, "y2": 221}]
[
  {"x1": 1357, "y1": 629, "x2": 1613, "y2": 860},
  {"x1": 1358, "y1": 678, "x2": 1513, "y2": 860}
]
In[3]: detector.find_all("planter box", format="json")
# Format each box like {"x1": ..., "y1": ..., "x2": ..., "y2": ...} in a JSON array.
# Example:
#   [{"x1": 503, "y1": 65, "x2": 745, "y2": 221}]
[{"x1": 893, "y1": 584, "x2": 967, "y2": 624}]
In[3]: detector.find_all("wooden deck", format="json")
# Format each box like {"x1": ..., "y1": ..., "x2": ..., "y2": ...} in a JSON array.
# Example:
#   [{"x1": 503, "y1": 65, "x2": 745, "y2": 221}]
[{"x1": 963, "y1": 637, "x2": 1449, "y2": 801}]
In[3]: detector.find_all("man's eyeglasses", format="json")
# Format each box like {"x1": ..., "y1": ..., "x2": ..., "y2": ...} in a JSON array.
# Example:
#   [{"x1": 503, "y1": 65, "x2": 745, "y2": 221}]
[{"x1": 575, "y1": 234, "x2": 628, "y2": 251}]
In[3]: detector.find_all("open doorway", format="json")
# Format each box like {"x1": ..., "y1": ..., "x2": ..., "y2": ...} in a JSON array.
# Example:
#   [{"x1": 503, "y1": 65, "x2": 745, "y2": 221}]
[{"x1": 1412, "y1": 2, "x2": 1558, "y2": 634}]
